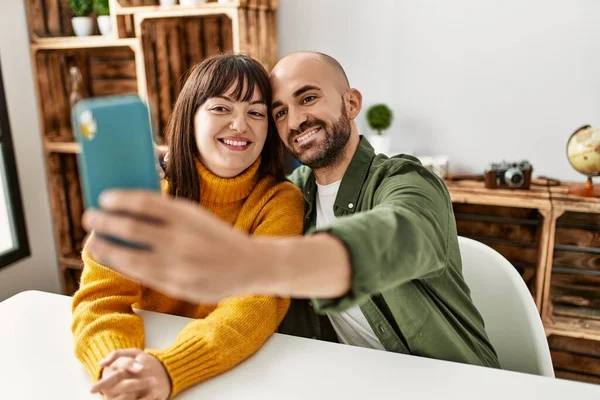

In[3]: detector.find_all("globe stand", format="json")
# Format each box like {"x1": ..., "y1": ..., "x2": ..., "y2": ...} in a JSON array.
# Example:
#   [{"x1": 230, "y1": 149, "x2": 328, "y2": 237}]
[{"x1": 568, "y1": 177, "x2": 600, "y2": 197}]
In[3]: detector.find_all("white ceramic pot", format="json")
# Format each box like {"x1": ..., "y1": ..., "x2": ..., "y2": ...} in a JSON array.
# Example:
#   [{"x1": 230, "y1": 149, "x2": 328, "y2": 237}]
[
  {"x1": 159, "y1": 0, "x2": 177, "y2": 6},
  {"x1": 97, "y1": 15, "x2": 112, "y2": 36},
  {"x1": 72, "y1": 16, "x2": 94, "y2": 37},
  {"x1": 180, "y1": 0, "x2": 205, "y2": 6},
  {"x1": 368, "y1": 134, "x2": 391, "y2": 156},
  {"x1": 218, "y1": 0, "x2": 230, "y2": 3}
]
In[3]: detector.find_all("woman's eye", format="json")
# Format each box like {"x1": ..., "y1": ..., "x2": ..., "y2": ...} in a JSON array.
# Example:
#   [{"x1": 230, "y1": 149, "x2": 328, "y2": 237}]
[
  {"x1": 211, "y1": 106, "x2": 228, "y2": 112},
  {"x1": 275, "y1": 109, "x2": 287, "y2": 119},
  {"x1": 302, "y1": 95, "x2": 316, "y2": 105},
  {"x1": 249, "y1": 111, "x2": 265, "y2": 118}
]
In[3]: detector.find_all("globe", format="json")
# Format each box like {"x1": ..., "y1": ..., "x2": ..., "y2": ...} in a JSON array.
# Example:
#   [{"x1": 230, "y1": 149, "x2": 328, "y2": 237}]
[{"x1": 566, "y1": 125, "x2": 600, "y2": 197}]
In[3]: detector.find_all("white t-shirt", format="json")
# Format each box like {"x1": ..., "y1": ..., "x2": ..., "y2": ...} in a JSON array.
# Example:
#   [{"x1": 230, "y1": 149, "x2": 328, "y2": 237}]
[{"x1": 316, "y1": 180, "x2": 386, "y2": 351}]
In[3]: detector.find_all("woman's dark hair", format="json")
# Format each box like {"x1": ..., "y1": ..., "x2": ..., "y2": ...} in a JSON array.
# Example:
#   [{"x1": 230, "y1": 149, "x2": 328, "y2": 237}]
[{"x1": 165, "y1": 54, "x2": 285, "y2": 202}]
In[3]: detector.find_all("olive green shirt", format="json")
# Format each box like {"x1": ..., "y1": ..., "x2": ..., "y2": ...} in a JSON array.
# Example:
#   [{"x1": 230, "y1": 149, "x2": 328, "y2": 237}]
[{"x1": 278, "y1": 136, "x2": 500, "y2": 368}]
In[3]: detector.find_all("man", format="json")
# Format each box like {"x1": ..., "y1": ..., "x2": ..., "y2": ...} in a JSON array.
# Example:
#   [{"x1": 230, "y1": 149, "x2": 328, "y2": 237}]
[{"x1": 84, "y1": 51, "x2": 500, "y2": 368}]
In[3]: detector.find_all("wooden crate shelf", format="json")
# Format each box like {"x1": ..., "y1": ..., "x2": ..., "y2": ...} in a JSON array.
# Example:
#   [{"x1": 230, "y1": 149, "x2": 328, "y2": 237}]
[
  {"x1": 32, "y1": 45, "x2": 140, "y2": 143},
  {"x1": 46, "y1": 153, "x2": 86, "y2": 257},
  {"x1": 31, "y1": 37, "x2": 139, "y2": 51},
  {"x1": 25, "y1": 0, "x2": 279, "y2": 296},
  {"x1": 115, "y1": 0, "x2": 278, "y2": 12},
  {"x1": 451, "y1": 203, "x2": 546, "y2": 306},
  {"x1": 44, "y1": 141, "x2": 81, "y2": 153},
  {"x1": 446, "y1": 179, "x2": 553, "y2": 310},
  {"x1": 549, "y1": 335, "x2": 600, "y2": 384},
  {"x1": 446, "y1": 177, "x2": 600, "y2": 384},
  {"x1": 542, "y1": 204, "x2": 600, "y2": 342}
]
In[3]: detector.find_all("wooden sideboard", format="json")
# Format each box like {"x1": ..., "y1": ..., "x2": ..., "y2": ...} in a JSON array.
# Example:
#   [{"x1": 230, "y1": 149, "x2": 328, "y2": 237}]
[{"x1": 445, "y1": 178, "x2": 600, "y2": 384}]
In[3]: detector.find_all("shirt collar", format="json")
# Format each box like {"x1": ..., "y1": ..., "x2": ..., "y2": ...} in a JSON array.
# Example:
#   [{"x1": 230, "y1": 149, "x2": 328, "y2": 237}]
[{"x1": 302, "y1": 136, "x2": 376, "y2": 213}]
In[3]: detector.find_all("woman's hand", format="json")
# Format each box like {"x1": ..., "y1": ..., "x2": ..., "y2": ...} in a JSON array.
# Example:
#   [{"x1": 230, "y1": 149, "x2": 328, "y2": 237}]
[{"x1": 91, "y1": 349, "x2": 170, "y2": 400}]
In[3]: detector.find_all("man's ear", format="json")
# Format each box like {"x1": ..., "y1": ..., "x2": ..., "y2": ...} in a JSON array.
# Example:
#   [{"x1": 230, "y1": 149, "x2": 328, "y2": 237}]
[{"x1": 344, "y1": 88, "x2": 362, "y2": 120}]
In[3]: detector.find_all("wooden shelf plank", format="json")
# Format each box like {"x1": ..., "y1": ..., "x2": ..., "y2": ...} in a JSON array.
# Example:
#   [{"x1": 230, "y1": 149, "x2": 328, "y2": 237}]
[
  {"x1": 545, "y1": 316, "x2": 600, "y2": 341},
  {"x1": 116, "y1": 3, "x2": 242, "y2": 15},
  {"x1": 44, "y1": 141, "x2": 81, "y2": 154},
  {"x1": 550, "y1": 185, "x2": 600, "y2": 213},
  {"x1": 444, "y1": 179, "x2": 553, "y2": 210},
  {"x1": 60, "y1": 255, "x2": 83, "y2": 271},
  {"x1": 115, "y1": 1, "x2": 275, "y2": 15},
  {"x1": 31, "y1": 37, "x2": 139, "y2": 51}
]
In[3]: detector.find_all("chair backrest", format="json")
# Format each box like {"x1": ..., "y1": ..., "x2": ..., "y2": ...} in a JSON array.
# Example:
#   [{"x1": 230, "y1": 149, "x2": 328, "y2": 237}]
[{"x1": 458, "y1": 236, "x2": 555, "y2": 377}]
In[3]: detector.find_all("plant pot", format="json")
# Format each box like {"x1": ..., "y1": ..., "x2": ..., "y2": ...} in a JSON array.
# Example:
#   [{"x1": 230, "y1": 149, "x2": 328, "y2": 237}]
[
  {"x1": 71, "y1": 16, "x2": 94, "y2": 37},
  {"x1": 368, "y1": 134, "x2": 391, "y2": 156},
  {"x1": 180, "y1": 0, "x2": 205, "y2": 6},
  {"x1": 97, "y1": 15, "x2": 112, "y2": 36},
  {"x1": 159, "y1": 0, "x2": 177, "y2": 5}
]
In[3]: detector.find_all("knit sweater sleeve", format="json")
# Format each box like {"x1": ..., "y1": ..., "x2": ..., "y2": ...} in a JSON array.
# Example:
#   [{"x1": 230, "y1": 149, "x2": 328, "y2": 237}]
[
  {"x1": 71, "y1": 236, "x2": 145, "y2": 381},
  {"x1": 146, "y1": 182, "x2": 304, "y2": 398}
]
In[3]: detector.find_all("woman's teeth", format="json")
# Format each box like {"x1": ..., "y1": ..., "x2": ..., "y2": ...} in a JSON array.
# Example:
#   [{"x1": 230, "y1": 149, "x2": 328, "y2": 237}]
[
  {"x1": 296, "y1": 127, "x2": 320, "y2": 143},
  {"x1": 223, "y1": 139, "x2": 249, "y2": 147}
]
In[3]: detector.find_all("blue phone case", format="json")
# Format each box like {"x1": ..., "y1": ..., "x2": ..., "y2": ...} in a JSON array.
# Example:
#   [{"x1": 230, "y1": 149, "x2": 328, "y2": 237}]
[{"x1": 72, "y1": 95, "x2": 160, "y2": 249}]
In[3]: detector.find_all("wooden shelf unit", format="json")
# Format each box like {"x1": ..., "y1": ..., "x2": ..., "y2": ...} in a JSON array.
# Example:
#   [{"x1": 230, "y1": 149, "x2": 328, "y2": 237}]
[
  {"x1": 445, "y1": 177, "x2": 600, "y2": 384},
  {"x1": 542, "y1": 188, "x2": 600, "y2": 342},
  {"x1": 445, "y1": 179, "x2": 553, "y2": 311},
  {"x1": 24, "y1": 0, "x2": 279, "y2": 295}
]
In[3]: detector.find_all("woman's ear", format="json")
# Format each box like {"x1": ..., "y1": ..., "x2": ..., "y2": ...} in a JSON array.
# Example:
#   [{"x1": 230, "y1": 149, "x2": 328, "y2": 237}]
[{"x1": 344, "y1": 88, "x2": 363, "y2": 120}]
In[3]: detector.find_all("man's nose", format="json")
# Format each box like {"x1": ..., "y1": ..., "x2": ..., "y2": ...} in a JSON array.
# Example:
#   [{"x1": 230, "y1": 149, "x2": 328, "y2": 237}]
[{"x1": 287, "y1": 108, "x2": 307, "y2": 134}]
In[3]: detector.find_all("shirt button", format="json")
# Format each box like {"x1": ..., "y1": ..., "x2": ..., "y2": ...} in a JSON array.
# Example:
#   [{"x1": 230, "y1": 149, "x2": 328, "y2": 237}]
[
  {"x1": 348, "y1": 203, "x2": 354, "y2": 209},
  {"x1": 378, "y1": 325, "x2": 386, "y2": 333}
]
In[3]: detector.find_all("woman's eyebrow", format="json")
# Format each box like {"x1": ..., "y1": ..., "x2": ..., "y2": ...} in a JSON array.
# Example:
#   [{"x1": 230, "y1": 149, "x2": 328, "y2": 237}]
[{"x1": 213, "y1": 95, "x2": 265, "y2": 105}]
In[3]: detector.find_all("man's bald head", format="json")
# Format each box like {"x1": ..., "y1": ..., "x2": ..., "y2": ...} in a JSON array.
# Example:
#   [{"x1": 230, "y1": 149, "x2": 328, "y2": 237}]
[{"x1": 271, "y1": 51, "x2": 350, "y2": 93}]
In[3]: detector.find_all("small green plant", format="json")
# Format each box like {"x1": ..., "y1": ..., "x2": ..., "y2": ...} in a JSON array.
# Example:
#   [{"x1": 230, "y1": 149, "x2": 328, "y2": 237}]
[
  {"x1": 366, "y1": 103, "x2": 393, "y2": 135},
  {"x1": 68, "y1": 0, "x2": 93, "y2": 17},
  {"x1": 93, "y1": 0, "x2": 110, "y2": 16}
]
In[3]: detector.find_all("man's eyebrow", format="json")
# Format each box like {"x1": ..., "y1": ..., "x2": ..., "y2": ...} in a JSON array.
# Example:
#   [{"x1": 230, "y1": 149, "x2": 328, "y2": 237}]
[
  {"x1": 293, "y1": 85, "x2": 321, "y2": 98},
  {"x1": 272, "y1": 85, "x2": 322, "y2": 109}
]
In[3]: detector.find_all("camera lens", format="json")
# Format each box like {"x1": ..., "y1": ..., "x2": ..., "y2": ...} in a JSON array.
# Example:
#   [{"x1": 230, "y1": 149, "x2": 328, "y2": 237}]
[{"x1": 504, "y1": 168, "x2": 524, "y2": 187}]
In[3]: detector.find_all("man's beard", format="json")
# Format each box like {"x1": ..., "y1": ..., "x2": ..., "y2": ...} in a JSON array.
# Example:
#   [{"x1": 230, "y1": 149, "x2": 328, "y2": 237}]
[{"x1": 287, "y1": 104, "x2": 351, "y2": 170}]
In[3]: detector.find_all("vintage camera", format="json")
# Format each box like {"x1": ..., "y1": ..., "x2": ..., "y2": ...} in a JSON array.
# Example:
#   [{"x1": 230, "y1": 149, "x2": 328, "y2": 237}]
[{"x1": 484, "y1": 160, "x2": 533, "y2": 190}]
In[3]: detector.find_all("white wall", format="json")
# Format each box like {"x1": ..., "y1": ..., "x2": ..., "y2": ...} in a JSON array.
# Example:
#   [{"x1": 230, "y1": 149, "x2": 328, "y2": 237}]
[
  {"x1": 278, "y1": 0, "x2": 600, "y2": 181},
  {"x1": 0, "y1": 1, "x2": 60, "y2": 300}
]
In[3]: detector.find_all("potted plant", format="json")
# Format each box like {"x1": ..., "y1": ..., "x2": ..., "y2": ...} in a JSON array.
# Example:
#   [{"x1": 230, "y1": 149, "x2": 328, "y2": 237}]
[
  {"x1": 94, "y1": 0, "x2": 111, "y2": 36},
  {"x1": 68, "y1": 0, "x2": 94, "y2": 37},
  {"x1": 366, "y1": 103, "x2": 393, "y2": 155}
]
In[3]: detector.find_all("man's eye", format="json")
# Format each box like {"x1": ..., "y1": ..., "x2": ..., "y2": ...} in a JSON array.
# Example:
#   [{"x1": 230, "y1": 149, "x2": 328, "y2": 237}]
[
  {"x1": 302, "y1": 96, "x2": 316, "y2": 104},
  {"x1": 275, "y1": 109, "x2": 287, "y2": 119}
]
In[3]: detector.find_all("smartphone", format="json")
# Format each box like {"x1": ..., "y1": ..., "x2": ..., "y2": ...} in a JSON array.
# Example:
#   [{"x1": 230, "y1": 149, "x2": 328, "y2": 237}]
[{"x1": 72, "y1": 95, "x2": 160, "y2": 249}]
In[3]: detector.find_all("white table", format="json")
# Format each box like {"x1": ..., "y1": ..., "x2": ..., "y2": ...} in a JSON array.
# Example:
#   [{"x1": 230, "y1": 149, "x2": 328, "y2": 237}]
[{"x1": 1, "y1": 291, "x2": 599, "y2": 399}]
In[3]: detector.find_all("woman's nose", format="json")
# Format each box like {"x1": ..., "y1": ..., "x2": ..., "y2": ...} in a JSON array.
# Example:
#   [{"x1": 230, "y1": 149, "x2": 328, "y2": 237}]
[{"x1": 229, "y1": 114, "x2": 249, "y2": 133}]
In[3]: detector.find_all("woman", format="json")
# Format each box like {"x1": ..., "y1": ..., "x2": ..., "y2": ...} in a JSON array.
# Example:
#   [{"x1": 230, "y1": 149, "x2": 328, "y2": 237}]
[{"x1": 71, "y1": 54, "x2": 303, "y2": 400}]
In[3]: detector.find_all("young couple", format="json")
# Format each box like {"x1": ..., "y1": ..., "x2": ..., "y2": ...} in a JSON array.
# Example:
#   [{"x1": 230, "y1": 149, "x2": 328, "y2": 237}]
[{"x1": 72, "y1": 51, "x2": 500, "y2": 400}]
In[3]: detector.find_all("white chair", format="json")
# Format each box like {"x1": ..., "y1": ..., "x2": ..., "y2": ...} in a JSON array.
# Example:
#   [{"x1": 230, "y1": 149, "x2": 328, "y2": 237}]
[{"x1": 458, "y1": 236, "x2": 555, "y2": 378}]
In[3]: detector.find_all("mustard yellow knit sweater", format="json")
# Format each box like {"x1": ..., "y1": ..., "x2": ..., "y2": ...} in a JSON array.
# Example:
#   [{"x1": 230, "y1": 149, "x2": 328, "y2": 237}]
[{"x1": 71, "y1": 158, "x2": 303, "y2": 397}]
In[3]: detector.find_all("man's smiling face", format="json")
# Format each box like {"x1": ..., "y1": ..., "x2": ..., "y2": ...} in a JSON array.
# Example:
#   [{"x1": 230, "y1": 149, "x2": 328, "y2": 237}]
[{"x1": 270, "y1": 53, "x2": 352, "y2": 169}]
